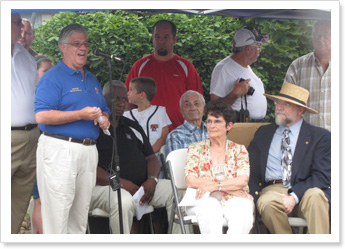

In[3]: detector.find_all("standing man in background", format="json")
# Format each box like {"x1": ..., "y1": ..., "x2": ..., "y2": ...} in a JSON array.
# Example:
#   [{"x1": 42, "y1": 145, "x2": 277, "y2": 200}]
[
  {"x1": 285, "y1": 20, "x2": 331, "y2": 131},
  {"x1": 125, "y1": 20, "x2": 203, "y2": 130},
  {"x1": 11, "y1": 13, "x2": 40, "y2": 234},
  {"x1": 18, "y1": 18, "x2": 37, "y2": 56},
  {"x1": 210, "y1": 27, "x2": 268, "y2": 122}
]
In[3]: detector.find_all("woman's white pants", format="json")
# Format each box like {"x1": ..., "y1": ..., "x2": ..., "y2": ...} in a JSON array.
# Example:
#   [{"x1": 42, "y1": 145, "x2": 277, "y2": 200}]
[{"x1": 186, "y1": 196, "x2": 254, "y2": 234}]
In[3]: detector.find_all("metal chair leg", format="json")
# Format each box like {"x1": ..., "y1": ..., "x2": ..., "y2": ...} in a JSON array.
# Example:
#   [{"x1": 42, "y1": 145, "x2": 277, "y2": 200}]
[{"x1": 148, "y1": 213, "x2": 155, "y2": 234}]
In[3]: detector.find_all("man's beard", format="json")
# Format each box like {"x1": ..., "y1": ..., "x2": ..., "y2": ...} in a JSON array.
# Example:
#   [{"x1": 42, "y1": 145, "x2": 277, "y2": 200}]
[
  {"x1": 157, "y1": 49, "x2": 168, "y2": 56},
  {"x1": 275, "y1": 112, "x2": 295, "y2": 126}
]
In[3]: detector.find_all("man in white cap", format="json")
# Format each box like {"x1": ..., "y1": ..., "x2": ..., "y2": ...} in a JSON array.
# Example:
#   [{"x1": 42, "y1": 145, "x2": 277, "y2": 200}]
[
  {"x1": 210, "y1": 27, "x2": 269, "y2": 122},
  {"x1": 248, "y1": 82, "x2": 331, "y2": 234}
]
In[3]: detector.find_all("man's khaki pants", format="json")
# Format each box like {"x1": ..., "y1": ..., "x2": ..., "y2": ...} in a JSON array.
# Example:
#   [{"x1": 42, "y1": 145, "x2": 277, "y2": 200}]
[
  {"x1": 11, "y1": 127, "x2": 40, "y2": 234},
  {"x1": 257, "y1": 184, "x2": 330, "y2": 234},
  {"x1": 90, "y1": 179, "x2": 178, "y2": 234}
]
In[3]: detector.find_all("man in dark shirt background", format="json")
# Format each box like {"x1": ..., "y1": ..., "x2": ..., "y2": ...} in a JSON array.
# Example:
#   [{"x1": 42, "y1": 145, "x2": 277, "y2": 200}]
[{"x1": 89, "y1": 80, "x2": 174, "y2": 234}]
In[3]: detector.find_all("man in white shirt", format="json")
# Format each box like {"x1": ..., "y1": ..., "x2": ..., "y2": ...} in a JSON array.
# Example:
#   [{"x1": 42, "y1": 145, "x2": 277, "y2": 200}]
[
  {"x1": 210, "y1": 27, "x2": 269, "y2": 122},
  {"x1": 11, "y1": 13, "x2": 40, "y2": 234}
]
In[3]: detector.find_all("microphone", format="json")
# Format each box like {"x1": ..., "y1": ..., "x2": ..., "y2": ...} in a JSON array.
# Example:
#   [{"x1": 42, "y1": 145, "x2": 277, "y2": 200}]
[
  {"x1": 93, "y1": 49, "x2": 123, "y2": 62},
  {"x1": 96, "y1": 116, "x2": 111, "y2": 136}
]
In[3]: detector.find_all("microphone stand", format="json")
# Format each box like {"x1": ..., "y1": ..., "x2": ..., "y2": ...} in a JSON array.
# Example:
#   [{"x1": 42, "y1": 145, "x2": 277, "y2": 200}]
[{"x1": 107, "y1": 58, "x2": 124, "y2": 234}]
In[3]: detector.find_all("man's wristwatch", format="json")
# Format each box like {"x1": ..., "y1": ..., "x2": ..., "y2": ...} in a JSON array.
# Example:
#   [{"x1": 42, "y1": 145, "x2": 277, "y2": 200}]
[{"x1": 149, "y1": 176, "x2": 158, "y2": 183}]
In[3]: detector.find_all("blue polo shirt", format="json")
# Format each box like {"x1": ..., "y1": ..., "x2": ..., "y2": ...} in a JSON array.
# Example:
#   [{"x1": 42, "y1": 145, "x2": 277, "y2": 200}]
[{"x1": 35, "y1": 60, "x2": 110, "y2": 140}]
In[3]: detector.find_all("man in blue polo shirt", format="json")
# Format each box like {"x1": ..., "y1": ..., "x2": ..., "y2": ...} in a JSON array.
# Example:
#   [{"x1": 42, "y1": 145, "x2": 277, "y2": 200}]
[{"x1": 35, "y1": 24, "x2": 110, "y2": 234}]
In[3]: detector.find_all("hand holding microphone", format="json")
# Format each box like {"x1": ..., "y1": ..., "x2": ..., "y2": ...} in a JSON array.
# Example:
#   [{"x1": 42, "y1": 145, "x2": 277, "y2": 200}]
[{"x1": 96, "y1": 116, "x2": 111, "y2": 136}]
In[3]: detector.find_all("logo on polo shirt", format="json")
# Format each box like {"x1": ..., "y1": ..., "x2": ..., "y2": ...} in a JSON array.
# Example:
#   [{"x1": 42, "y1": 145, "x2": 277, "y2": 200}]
[
  {"x1": 95, "y1": 87, "x2": 99, "y2": 94},
  {"x1": 70, "y1": 87, "x2": 82, "y2": 92}
]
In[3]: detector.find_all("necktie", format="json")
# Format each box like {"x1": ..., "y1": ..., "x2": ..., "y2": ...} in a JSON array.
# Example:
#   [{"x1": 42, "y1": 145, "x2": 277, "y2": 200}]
[{"x1": 281, "y1": 128, "x2": 292, "y2": 188}]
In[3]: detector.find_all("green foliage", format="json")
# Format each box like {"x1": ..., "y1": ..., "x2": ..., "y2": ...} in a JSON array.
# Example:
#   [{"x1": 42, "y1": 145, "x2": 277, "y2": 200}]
[{"x1": 32, "y1": 10, "x2": 315, "y2": 122}]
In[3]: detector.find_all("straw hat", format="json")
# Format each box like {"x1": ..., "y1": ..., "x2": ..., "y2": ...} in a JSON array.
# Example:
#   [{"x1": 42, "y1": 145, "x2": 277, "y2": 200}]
[{"x1": 264, "y1": 82, "x2": 318, "y2": 114}]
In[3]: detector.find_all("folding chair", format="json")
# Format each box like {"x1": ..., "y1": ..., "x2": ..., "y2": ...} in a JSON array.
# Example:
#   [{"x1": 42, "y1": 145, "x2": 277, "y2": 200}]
[
  {"x1": 288, "y1": 217, "x2": 308, "y2": 234},
  {"x1": 166, "y1": 148, "x2": 227, "y2": 234},
  {"x1": 253, "y1": 209, "x2": 308, "y2": 234},
  {"x1": 87, "y1": 205, "x2": 155, "y2": 234}
]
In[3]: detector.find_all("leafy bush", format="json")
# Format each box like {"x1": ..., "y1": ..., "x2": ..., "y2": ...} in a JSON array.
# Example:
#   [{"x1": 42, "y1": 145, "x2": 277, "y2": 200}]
[{"x1": 32, "y1": 10, "x2": 314, "y2": 121}]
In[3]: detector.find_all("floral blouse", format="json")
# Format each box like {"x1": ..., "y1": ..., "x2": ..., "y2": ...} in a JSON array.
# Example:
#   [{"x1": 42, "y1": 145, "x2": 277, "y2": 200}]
[{"x1": 184, "y1": 138, "x2": 253, "y2": 202}]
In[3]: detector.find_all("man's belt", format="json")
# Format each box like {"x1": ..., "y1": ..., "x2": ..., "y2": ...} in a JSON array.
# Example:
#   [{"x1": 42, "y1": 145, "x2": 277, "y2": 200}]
[
  {"x1": 266, "y1": 179, "x2": 283, "y2": 186},
  {"x1": 11, "y1": 124, "x2": 38, "y2": 131},
  {"x1": 43, "y1": 132, "x2": 97, "y2": 146}
]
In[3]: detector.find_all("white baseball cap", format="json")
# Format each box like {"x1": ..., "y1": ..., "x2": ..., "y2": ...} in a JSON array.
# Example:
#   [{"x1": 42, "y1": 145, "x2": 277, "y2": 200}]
[{"x1": 232, "y1": 27, "x2": 269, "y2": 48}]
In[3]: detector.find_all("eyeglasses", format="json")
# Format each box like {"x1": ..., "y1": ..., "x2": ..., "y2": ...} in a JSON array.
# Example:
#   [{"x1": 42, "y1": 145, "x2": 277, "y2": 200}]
[
  {"x1": 11, "y1": 18, "x2": 22, "y2": 27},
  {"x1": 65, "y1": 41, "x2": 90, "y2": 48},
  {"x1": 274, "y1": 101, "x2": 291, "y2": 109},
  {"x1": 206, "y1": 119, "x2": 224, "y2": 126}
]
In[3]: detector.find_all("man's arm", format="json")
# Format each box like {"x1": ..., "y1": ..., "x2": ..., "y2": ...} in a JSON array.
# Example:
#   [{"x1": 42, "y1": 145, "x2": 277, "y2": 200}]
[
  {"x1": 284, "y1": 60, "x2": 299, "y2": 85},
  {"x1": 35, "y1": 107, "x2": 102, "y2": 125},
  {"x1": 186, "y1": 61, "x2": 204, "y2": 95},
  {"x1": 96, "y1": 167, "x2": 140, "y2": 195},
  {"x1": 96, "y1": 167, "x2": 111, "y2": 186},
  {"x1": 140, "y1": 154, "x2": 160, "y2": 205},
  {"x1": 152, "y1": 126, "x2": 169, "y2": 153},
  {"x1": 290, "y1": 128, "x2": 331, "y2": 201}
]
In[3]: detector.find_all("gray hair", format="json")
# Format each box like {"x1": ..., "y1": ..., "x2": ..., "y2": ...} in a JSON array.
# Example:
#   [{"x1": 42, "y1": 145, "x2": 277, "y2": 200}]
[
  {"x1": 58, "y1": 24, "x2": 88, "y2": 56},
  {"x1": 179, "y1": 90, "x2": 205, "y2": 108},
  {"x1": 103, "y1": 80, "x2": 127, "y2": 96},
  {"x1": 22, "y1": 18, "x2": 35, "y2": 35}
]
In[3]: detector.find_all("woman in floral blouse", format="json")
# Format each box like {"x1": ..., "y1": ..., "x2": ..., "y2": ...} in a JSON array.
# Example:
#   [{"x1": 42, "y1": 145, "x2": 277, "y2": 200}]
[{"x1": 184, "y1": 100, "x2": 254, "y2": 234}]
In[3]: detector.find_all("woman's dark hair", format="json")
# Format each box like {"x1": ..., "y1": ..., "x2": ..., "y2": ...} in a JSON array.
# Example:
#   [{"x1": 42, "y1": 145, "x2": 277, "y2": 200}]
[{"x1": 205, "y1": 100, "x2": 236, "y2": 124}]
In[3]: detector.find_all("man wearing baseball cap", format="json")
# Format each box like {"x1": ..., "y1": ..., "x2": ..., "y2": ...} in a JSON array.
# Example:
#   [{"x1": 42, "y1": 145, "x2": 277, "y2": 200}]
[
  {"x1": 210, "y1": 27, "x2": 269, "y2": 122},
  {"x1": 248, "y1": 82, "x2": 331, "y2": 234}
]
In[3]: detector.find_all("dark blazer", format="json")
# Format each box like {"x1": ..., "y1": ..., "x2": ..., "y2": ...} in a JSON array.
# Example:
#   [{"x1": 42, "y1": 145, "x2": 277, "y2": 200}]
[{"x1": 248, "y1": 120, "x2": 331, "y2": 206}]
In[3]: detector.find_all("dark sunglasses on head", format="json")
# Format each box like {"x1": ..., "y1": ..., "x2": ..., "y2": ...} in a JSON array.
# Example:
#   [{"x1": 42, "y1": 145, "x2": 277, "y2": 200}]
[{"x1": 12, "y1": 18, "x2": 22, "y2": 27}]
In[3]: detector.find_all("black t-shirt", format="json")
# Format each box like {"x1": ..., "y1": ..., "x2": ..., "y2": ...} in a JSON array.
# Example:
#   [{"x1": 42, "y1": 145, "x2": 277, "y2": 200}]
[{"x1": 96, "y1": 116, "x2": 154, "y2": 186}]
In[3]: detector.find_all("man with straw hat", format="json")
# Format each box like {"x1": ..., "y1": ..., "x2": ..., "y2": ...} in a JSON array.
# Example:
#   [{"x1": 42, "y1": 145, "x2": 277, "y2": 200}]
[{"x1": 248, "y1": 82, "x2": 331, "y2": 234}]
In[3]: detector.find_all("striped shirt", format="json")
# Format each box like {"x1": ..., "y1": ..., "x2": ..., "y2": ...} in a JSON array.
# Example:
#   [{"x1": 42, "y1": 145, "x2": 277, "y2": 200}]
[{"x1": 285, "y1": 52, "x2": 331, "y2": 131}]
